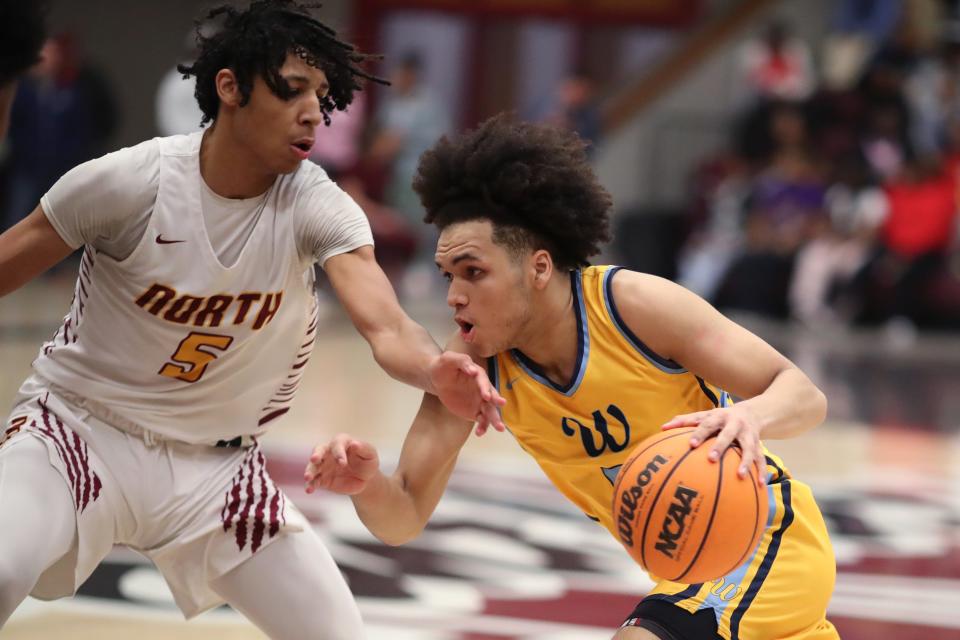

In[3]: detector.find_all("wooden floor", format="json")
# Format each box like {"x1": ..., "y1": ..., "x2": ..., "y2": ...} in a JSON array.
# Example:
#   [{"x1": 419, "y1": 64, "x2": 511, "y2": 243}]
[{"x1": 2, "y1": 274, "x2": 959, "y2": 639}]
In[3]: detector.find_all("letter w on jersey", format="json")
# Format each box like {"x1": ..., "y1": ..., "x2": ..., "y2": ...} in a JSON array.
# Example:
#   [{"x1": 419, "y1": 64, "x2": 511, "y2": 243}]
[{"x1": 561, "y1": 403, "x2": 631, "y2": 457}]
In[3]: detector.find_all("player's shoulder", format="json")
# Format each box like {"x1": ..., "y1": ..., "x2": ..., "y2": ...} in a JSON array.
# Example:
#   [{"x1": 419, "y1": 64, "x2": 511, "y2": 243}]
[
  {"x1": 154, "y1": 130, "x2": 202, "y2": 158},
  {"x1": 606, "y1": 267, "x2": 684, "y2": 300},
  {"x1": 283, "y1": 161, "x2": 362, "y2": 218},
  {"x1": 53, "y1": 137, "x2": 161, "y2": 201},
  {"x1": 604, "y1": 267, "x2": 703, "y2": 324},
  {"x1": 92, "y1": 137, "x2": 161, "y2": 175},
  {"x1": 284, "y1": 158, "x2": 333, "y2": 194}
]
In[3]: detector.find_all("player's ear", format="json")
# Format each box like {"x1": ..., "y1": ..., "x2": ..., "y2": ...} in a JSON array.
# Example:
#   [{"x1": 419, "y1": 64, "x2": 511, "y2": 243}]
[
  {"x1": 215, "y1": 68, "x2": 241, "y2": 108},
  {"x1": 531, "y1": 250, "x2": 552, "y2": 290}
]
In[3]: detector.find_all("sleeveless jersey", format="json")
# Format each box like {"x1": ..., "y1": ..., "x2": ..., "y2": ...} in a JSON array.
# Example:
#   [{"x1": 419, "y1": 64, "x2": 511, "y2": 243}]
[
  {"x1": 489, "y1": 267, "x2": 839, "y2": 640},
  {"x1": 31, "y1": 134, "x2": 320, "y2": 443},
  {"x1": 488, "y1": 266, "x2": 791, "y2": 540}
]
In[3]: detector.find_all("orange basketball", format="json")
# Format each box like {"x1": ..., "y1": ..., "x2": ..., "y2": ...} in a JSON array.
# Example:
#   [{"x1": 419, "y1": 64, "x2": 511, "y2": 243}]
[{"x1": 611, "y1": 427, "x2": 768, "y2": 584}]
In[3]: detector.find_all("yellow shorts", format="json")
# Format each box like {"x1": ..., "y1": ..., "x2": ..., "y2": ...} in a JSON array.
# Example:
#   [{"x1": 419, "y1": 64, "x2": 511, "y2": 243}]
[{"x1": 646, "y1": 471, "x2": 839, "y2": 640}]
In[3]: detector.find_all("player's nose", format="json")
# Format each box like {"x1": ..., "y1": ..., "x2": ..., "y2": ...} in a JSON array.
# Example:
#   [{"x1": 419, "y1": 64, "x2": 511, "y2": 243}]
[
  {"x1": 446, "y1": 284, "x2": 466, "y2": 309},
  {"x1": 300, "y1": 94, "x2": 322, "y2": 127}
]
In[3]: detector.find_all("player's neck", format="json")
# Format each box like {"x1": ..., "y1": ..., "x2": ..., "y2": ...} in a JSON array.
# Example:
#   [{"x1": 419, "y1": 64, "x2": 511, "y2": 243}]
[
  {"x1": 199, "y1": 124, "x2": 275, "y2": 199},
  {"x1": 515, "y1": 276, "x2": 578, "y2": 385}
]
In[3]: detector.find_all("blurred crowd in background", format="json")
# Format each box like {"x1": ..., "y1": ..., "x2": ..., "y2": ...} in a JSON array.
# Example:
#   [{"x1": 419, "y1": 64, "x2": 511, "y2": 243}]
[
  {"x1": 678, "y1": 0, "x2": 960, "y2": 339},
  {"x1": 2, "y1": 0, "x2": 960, "y2": 339}
]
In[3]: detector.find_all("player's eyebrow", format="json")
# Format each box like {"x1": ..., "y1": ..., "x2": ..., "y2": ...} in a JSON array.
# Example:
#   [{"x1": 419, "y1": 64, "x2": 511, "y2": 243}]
[{"x1": 436, "y1": 252, "x2": 480, "y2": 270}]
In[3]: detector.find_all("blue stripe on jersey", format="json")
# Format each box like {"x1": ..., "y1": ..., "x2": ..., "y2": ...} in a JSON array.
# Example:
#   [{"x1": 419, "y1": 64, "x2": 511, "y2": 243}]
[
  {"x1": 764, "y1": 454, "x2": 785, "y2": 484},
  {"x1": 510, "y1": 270, "x2": 589, "y2": 396},
  {"x1": 729, "y1": 481, "x2": 794, "y2": 639},
  {"x1": 602, "y1": 267, "x2": 686, "y2": 374},
  {"x1": 697, "y1": 480, "x2": 777, "y2": 627}
]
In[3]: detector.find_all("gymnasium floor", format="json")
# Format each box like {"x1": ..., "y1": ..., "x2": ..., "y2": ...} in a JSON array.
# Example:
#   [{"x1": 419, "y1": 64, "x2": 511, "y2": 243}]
[{"x1": 1, "y1": 271, "x2": 958, "y2": 639}]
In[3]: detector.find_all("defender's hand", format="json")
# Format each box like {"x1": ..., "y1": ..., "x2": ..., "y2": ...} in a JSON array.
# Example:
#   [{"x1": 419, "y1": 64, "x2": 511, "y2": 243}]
[
  {"x1": 662, "y1": 405, "x2": 766, "y2": 486},
  {"x1": 304, "y1": 433, "x2": 380, "y2": 495},
  {"x1": 429, "y1": 351, "x2": 506, "y2": 436}
]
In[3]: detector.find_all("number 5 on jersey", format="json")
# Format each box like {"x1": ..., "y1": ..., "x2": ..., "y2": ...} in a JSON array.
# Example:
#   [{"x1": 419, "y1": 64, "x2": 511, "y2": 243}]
[{"x1": 160, "y1": 332, "x2": 234, "y2": 383}]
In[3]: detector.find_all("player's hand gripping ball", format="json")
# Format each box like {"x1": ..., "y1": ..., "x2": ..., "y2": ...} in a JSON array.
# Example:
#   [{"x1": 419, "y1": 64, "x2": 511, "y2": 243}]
[{"x1": 612, "y1": 427, "x2": 768, "y2": 583}]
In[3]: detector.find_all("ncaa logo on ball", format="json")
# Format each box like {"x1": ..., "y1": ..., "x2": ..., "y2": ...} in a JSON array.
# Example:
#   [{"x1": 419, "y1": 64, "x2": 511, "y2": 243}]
[{"x1": 655, "y1": 484, "x2": 701, "y2": 559}]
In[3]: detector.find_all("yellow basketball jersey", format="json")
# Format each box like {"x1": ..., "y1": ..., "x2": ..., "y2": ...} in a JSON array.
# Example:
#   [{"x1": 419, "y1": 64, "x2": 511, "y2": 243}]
[
  {"x1": 489, "y1": 266, "x2": 838, "y2": 640},
  {"x1": 489, "y1": 265, "x2": 771, "y2": 538}
]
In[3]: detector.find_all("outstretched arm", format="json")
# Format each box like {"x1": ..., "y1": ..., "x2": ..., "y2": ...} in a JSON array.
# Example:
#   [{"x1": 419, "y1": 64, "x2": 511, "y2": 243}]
[
  {"x1": 611, "y1": 270, "x2": 827, "y2": 481},
  {"x1": 0, "y1": 204, "x2": 73, "y2": 298},
  {"x1": 324, "y1": 246, "x2": 504, "y2": 431},
  {"x1": 305, "y1": 375, "x2": 475, "y2": 545}
]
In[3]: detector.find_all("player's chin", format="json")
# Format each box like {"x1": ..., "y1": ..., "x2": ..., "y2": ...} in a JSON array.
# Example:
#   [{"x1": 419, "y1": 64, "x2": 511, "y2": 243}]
[
  {"x1": 475, "y1": 340, "x2": 497, "y2": 359},
  {"x1": 276, "y1": 156, "x2": 303, "y2": 174}
]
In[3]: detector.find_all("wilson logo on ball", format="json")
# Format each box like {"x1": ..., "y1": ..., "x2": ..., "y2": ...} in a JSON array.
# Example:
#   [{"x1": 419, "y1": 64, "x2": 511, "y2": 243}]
[{"x1": 616, "y1": 454, "x2": 668, "y2": 547}]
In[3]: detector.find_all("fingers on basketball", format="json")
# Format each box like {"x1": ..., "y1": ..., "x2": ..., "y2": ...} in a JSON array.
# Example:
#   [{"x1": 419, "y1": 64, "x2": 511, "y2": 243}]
[{"x1": 612, "y1": 427, "x2": 768, "y2": 584}]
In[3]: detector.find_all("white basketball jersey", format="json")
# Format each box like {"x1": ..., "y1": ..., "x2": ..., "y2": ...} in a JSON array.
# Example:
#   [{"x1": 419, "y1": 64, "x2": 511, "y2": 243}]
[{"x1": 32, "y1": 134, "x2": 319, "y2": 443}]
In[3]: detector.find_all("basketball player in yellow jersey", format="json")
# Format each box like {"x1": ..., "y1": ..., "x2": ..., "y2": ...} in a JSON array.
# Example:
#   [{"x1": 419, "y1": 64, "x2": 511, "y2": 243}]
[{"x1": 306, "y1": 114, "x2": 839, "y2": 640}]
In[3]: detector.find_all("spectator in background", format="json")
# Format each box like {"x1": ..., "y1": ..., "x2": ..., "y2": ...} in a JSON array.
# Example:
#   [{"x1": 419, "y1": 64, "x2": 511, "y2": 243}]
[
  {"x1": 832, "y1": 154, "x2": 957, "y2": 338},
  {"x1": 716, "y1": 103, "x2": 827, "y2": 318},
  {"x1": 863, "y1": 157, "x2": 957, "y2": 326},
  {"x1": 860, "y1": 103, "x2": 912, "y2": 181},
  {"x1": 905, "y1": 40, "x2": 960, "y2": 156},
  {"x1": 369, "y1": 51, "x2": 451, "y2": 299},
  {"x1": 370, "y1": 52, "x2": 450, "y2": 217},
  {"x1": 2, "y1": 34, "x2": 117, "y2": 232},
  {"x1": 540, "y1": 70, "x2": 602, "y2": 150},
  {"x1": 0, "y1": 0, "x2": 47, "y2": 142},
  {"x1": 739, "y1": 21, "x2": 815, "y2": 104},
  {"x1": 790, "y1": 156, "x2": 889, "y2": 324},
  {"x1": 677, "y1": 152, "x2": 751, "y2": 301},
  {"x1": 822, "y1": 0, "x2": 902, "y2": 90}
]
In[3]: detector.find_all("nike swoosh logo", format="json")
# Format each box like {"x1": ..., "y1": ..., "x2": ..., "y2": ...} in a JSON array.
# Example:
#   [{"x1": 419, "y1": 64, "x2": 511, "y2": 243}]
[
  {"x1": 505, "y1": 377, "x2": 521, "y2": 391},
  {"x1": 156, "y1": 234, "x2": 186, "y2": 245}
]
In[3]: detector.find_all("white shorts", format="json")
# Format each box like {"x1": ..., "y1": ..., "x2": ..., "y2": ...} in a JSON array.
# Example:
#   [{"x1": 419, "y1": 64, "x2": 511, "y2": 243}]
[{"x1": 1, "y1": 378, "x2": 308, "y2": 618}]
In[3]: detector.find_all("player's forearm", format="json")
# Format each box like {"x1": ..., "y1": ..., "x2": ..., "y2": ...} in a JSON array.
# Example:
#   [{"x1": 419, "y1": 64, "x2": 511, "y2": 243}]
[
  {"x1": 739, "y1": 367, "x2": 827, "y2": 439},
  {"x1": 368, "y1": 317, "x2": 439, "y2": 395},
  {"x1": 351, "y1": 470, "x2": 434, "y2": 546}
]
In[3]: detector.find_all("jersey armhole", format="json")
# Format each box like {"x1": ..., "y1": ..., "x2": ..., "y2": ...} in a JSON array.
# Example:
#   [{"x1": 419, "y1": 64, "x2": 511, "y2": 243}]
[{"x1": 601, "y1": 267, "x2": 686, "y2": 374}]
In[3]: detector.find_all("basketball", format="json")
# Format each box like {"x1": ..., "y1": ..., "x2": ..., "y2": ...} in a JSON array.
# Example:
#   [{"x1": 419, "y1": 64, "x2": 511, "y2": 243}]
[{"x1": 611, "y1": 427, "x2": 768, "y2": 584}]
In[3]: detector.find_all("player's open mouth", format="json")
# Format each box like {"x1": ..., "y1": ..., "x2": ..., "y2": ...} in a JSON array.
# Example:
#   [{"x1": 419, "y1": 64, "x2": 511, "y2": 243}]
[
  {"x1": 456, "y1": 319, "x2": 476, "y2": 343},
  {"x1": 290, "y1": 140, "x2": 313, "y2": 159}
]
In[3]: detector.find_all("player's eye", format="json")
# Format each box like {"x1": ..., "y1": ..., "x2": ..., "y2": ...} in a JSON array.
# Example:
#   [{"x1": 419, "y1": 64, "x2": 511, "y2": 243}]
[{"x1": 442, "y1": 272, "x2": 453, "y2": 282}]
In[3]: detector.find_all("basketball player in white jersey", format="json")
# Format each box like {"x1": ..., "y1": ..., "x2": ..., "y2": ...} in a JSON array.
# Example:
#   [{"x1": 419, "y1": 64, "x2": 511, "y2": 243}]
[
  {"x1": 0, "y1": 0, "x2": 46, "y2": 140},
  {"x1": 0, "y1": 2, "x2": 504, "y2": 638}
]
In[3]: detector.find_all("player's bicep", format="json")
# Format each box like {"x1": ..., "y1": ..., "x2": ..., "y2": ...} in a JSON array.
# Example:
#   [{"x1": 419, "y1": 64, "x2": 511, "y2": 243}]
[
  {"x1": 0, "y1": 204, "x2": 74, "y2": 297},
  {"x1": 611, "y1": 270, "x2": 792, "y2": 399}
]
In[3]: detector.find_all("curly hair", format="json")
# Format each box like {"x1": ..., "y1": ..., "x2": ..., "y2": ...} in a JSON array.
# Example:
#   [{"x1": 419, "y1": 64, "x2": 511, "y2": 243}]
[
  {"x1": 414, "y1": 113, "x2": 613, "y2": 270},
  {"x1": 0, "y1": 0, "x2": 47, "y2": 86},
  {"x1": 177, "y1": 1, "x2": 386, "y2": 126}
]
